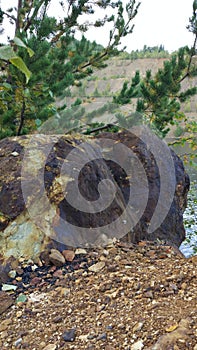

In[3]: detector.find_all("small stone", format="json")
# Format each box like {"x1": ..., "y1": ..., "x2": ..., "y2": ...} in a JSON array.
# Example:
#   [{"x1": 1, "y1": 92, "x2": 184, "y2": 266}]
[
  {"x1": 0, "y1": 330, "x2": 8, "y2": 339},
  {"x1": 2, "y1": 283, "x2": 17, "y2": 291},
  {"x1": 97, "y1": 332, "x2": 107, "y2": 341},
  {"x1": 88, "y1": 261, "x2": 105, "y2": 272},
  {"x1": 103, "y1": 249, "x2": 109, "y2": 256},
  {"x1": 133, "y1": 322, "x2": 144, "y2": 332},
  {"x1": 181, "y1": 282, "x2": 187, "y2": 290},
  {"x1": 143, "y1": 290, "x2": 153, "y2": 299},
  {"x1": 62, "y1": 250, "x2": 75, "y2": 262},
  {"x1": 16, "y1": 294, "x2": 27, "y2": 303},
  {"x1": 30, "y1": 277, "x2": 42, "y2": 286},
  {"x1": 0, "y1": 292, "x2": 14, "y2": 314},
  {"x1": 49, "y1": 249, "x2": 65, "y2": 267},
  {"x1": 96, "y1": 304, "x2": 105, "y2": 312},
  {"x1": 28, "y1": 292, "x2": 47, "y2": 303},
  {"x1": 16, "y1": 276, "x2": 23, "y2": 282},
  {"x1": 8, "y1": 270, "x2": 16, "y2": 279},
  {"x1": 16, "y1": 267, "x2": 24, "y2": 275},
  {"x1": 169, "y1": 283, "x2": 178, "y2": 291},
  {"x1": 53, "y1": 316, "x2": 63, "y2": 323},
  {"x1": 78, "y1": 334, "x2": 89, "y2": 342},
  {"x1": 165, "y1": 323, "x2": 178, "y2": 332},
  {"x1": 75, "y1": 248, "x2": 87, "y2": 255},
  {"x1": 14, "y1": 338, "x2": 22, "y2": 346},
  {"x1": 56, "y1": 287, "x2": 70, "y2": 297},
  {"x1": 0, "y1": 319, "x2": 12, "y2": 332},
  {"x1": 11, "y1": 151, "x2": 19, "y2": 156},
  {"x1": 62, "y1": 328, "x2": 76, "y2": 342},
  {"x1": 130, "y1": 339, "x2": 144, "y2": 350},
  {"x1": 16, "y1": 310, "x2": 23, "y2": 318},
  {"x1": 106, "y1": 325, "x2": 113, "y2": 330},
  {"x1": 43, "y1": 344, "x2": 57, "y2": 350},
  {"x1": 53, "y1": 269, "x2": 63, "y2": 278},
  {"x1": 31, "y1": 264, "x2": 39, "y2": 271}
]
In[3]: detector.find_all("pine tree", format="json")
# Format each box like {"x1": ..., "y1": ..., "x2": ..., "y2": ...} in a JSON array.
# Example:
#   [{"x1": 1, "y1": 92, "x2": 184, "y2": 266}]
[
  {"x1": 114, "y1": 47, "x2": 197, "y2": 138},
  {"x1": 0, "y1": 0, "x2": 140, "y2": 138}
]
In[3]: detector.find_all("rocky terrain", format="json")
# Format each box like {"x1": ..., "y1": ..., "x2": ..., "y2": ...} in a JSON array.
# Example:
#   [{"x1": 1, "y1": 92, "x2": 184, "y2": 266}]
[
  {"x1": 0, "y1": 241, "x2": 197, "y2": 350},
  {"x1": 0, "y1": 57, "x2": 196, "y2": 350}
]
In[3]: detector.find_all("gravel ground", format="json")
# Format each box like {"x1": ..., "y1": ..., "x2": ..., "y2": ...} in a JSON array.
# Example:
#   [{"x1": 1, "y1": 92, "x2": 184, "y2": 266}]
[{"x1": 0, "y1": 241, "x2": 197, "y2": 350}]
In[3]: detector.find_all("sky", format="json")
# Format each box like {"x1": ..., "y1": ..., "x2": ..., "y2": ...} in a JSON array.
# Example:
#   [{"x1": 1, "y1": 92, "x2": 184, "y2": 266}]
[{"x1": 0, "y1": 0, "x2": 195, "y2": 52}]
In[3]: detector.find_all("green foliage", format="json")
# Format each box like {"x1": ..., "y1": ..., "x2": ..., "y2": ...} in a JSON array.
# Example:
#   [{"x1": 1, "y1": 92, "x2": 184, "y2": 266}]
[
  {"x1": 114, "y1": 47, "x2": 197, "y2": 137},
  {"x1": 119, "y1": 45, "x2": 170, "y2": 60},
  {"x1": 0, "y1": 42, "x2": 33, "y2": 83},
  {"x1": 85, "y1": 102, "x2": 117, "y2": 122},
  {"x1": 173, "y1": 125, "x2": 185, "y2": 137},
  {"x1": 0, "y1": 0, "x2": 140, "y2": 137},
  {"x1": 113, "y1": 70, "x2": 141, "y2": 104},
  {"x1": 71, "y1": 98, "x2": 82, "y2": 107}
]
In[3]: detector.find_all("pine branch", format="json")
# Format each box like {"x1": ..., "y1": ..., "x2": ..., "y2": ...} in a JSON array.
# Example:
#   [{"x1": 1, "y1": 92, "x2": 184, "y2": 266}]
[
  {"x1": 73, "y1": 2, "x2": 140, "y2": 73},
  {"x1": 82, "y1": 123, "x2": 116, "y2": 134},
  {"x1": 2, "y1": 11, "x2": 16, "y2": 23},
  {"x1": 179, "y1": 33, "x2": 197, "y2": 83}
]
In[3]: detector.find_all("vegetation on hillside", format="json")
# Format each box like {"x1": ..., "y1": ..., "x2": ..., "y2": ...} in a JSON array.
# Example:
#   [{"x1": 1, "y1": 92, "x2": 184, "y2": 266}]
[{"x1": 119, "y1": 45, "x2": 170, "y2": 59}]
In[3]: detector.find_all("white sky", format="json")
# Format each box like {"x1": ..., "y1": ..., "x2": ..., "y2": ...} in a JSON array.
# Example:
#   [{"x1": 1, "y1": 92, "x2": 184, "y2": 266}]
[{"x1": 0, "y1": 0, "x2": 195, "y2": 52}]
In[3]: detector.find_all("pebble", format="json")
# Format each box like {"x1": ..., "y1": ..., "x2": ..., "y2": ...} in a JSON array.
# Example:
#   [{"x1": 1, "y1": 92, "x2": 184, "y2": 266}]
[
  {"x1": 88, "y1": 261, "x2": 105, "y2": 272},
  {"x1": 96, "y1": 332, "x2": 107, "y2": 341},
  {"x1": 11, "y1": 151, "x2": 19, "y2": 156},
  {"x1": 75, "y1": 248, "x2": 87, "y2": 255},
  {"x1": 62, "y1": 250, "x2": 75, "y2": 262},
  {"x1": 8, "y1": 270, "x2": 16, "y2": 278},
  {"x1": 14, "y1": 338, "x2": 22, "y2": 346},
  {"x1": 62, "y1": 328, "x2": 76, "y2": 342},
  {"x1": 0, "y1": 319, "x2": 12, "y2": 332},
  {"x1": 30, "y1": 277, "x2": 42, "y2": 286},
  {"x1": 15, "y1": 276, "x2": 22, "y2": 282},
  {"x1": 16, "y1": 294, "x2": 27, "y2": 303},
  {"x1": 16, "y1": 310, "x2": 23, "y2": 318},
  {"x1": 0, "y1": 292, "x2": 14, "y2": 314},
  {"x1": 130, "y1": 339, "x2": 144, "y2": 350},
  {"x1": 43, "y1": 345, "x2": 57, "y2": 350},
  {"x1": 143, "y1": 290, "x2": 153, "y2": 298},
  {"x1": 52, "y1": 315, "x2": 63, "y2": 323},
  {"x1": 78, "y1": 334, "x2": 89, "y2": 341},
  {"x1": 49, "y1": 249, "x2": 65, "y2": 266},
  {"x1": 2, "y1": 284, "x2": 17, "y2": 291},
  {"x1": 53, "y1": 269, "x2": 63, "y2": 278},
  {"x1": 55, "y1": 287, "x2": 70, "y2": 297},
  {"x1": 133, "y1": 322, "x2": 144, "y2": 332}
]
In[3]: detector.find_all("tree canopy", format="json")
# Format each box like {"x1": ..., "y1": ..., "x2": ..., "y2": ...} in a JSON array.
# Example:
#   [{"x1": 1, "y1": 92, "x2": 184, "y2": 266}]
[{"x1": 0, "y1": 0, "x2": 140, "y2": 137}]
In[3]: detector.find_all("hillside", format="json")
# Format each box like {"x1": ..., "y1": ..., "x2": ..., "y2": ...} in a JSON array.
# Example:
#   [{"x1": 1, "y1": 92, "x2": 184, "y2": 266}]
[{"x1": 53, "y1": 57, "x2": 197, "y2": 136}]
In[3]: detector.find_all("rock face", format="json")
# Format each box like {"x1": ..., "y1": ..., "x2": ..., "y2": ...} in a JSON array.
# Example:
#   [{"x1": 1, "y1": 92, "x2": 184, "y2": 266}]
[{"x1": 0, "y1": 129, "x2": 190, "y2": 260}]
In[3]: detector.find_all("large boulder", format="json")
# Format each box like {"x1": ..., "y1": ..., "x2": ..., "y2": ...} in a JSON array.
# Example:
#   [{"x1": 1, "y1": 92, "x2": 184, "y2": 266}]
[{"x1": 0, "y1": 128, "x2": 190, "y2": 260}]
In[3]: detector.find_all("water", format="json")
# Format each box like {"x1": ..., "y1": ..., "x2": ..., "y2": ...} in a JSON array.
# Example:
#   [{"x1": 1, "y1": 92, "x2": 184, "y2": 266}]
[
  {"x1": 169, "y1": 142, "x2": 197, "y2": 257},
  {"x1": 180, "y1": 175, "x2": 197, "y2": 257}
]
